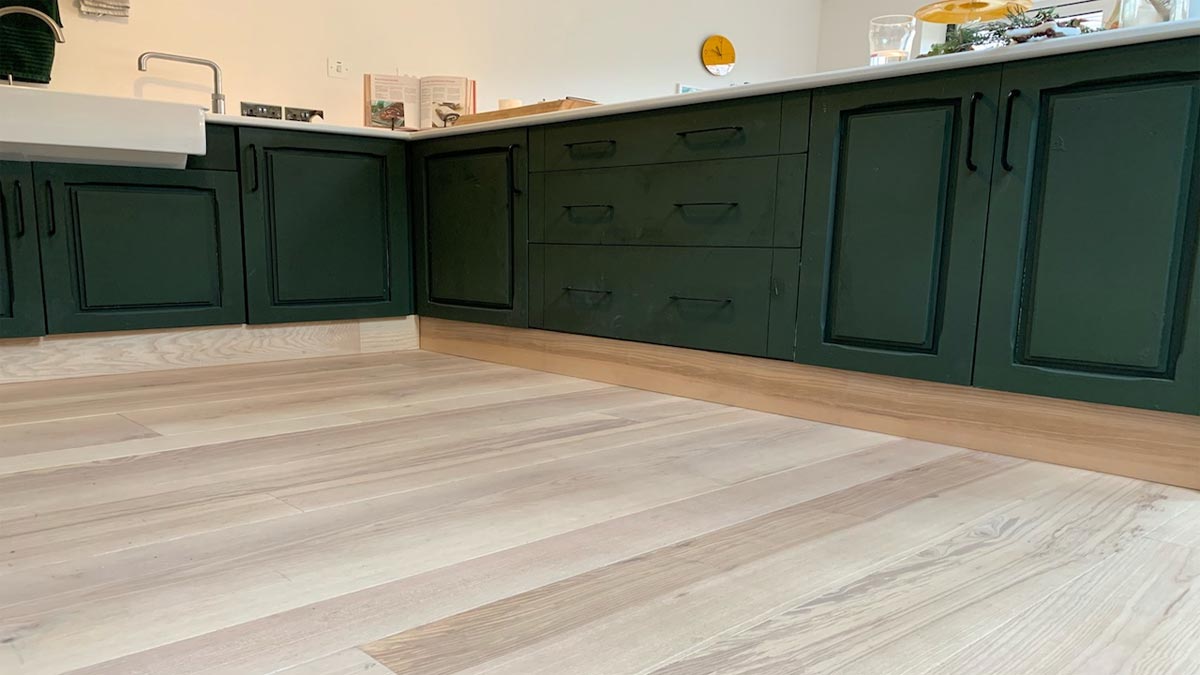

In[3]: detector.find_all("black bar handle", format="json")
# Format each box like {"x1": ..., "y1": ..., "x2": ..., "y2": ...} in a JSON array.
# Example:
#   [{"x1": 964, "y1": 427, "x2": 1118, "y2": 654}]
[
  {"x1": 563, "y1": 204, "x2": 614, "y2": 211},
  {"x1": 669, "y1": 295, "x2": 732, "y2": 304},
  {"x1": 0, "y1": 183, "x2": 7, "y2": 238},
  {"x1": 1001, "y1": 89, "x2": 1021, "y2": 172},
  {"x1": 563, "y1": 286, "x2": 612, "y2": 295},
  {"x1": 45, "y1": 181, "x2": 56, "y2": 237},
  {"x1": 13, "y1": 180, "x2": 25, "y2": 238},
  {"x1": 508, "y1": 144, "x2": 523, "y2": 195},
  {"x1": 563, "y1": 139, "x2": 616, "y2": 150},
  {"x1": 676, "y1": 126, "x2": 744, "y2": 138},
  {"x1": 674, "y1": 201, "x2": 739, "y2": 209},
  {"x1": 965, "y1": 92, "x2": 983, "y2": 172},
  {"x1": 245, "y1": 144, "x2": 260, "y2": 192}
]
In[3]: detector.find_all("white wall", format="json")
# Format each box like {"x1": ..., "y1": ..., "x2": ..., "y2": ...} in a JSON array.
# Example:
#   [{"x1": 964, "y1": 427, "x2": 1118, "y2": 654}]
[{"x1": 47, "y1": 0, "x2": 823, "y2": 126}]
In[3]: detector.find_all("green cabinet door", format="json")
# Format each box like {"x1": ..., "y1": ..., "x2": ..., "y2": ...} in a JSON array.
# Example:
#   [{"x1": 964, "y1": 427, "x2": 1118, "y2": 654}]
[
  {"x1": 33, "y1": 163, "x2": 245, "y2": 334},
  {"x1": 796, "y1": 67, "x2": 1003, "y2": 384},
  {"x1": 0, "y1": 162, "x2": 45, "y2": 338},
  {"x1": 240, "y1": 129, "x2": 412, "y2": 324},
  {"x1": 975, "y1": 39, "x2": 1200, "y2": 414},
  {"x1": 412, "y1": 129, "x2": 528, "y2": 327}
]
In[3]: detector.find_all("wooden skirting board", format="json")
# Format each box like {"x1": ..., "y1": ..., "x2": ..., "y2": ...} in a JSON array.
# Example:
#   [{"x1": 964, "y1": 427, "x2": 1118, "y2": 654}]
[
  {"x1": 419, "y1": 317, "x2": 1200, "y2": 491},
  {"x1": 0, "y1": 317, "x2": 418, "y2": 385}
]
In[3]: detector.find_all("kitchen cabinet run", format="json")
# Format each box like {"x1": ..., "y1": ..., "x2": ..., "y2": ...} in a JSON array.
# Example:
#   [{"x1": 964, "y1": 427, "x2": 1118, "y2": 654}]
[{"x1": 0, "y1": 161, "x2": 44, "y2": 338}]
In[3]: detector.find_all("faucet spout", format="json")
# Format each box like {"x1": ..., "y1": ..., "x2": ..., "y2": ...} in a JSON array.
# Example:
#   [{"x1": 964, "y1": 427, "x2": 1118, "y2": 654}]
[{"x1": 137, "y1": 51, "x2": 225, "y2": 114}]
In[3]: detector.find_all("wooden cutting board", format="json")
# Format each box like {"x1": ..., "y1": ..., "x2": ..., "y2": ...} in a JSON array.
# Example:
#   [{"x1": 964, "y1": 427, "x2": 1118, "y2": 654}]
[{"x1": 451, "y1": 98, "x2": 599, "y2": 126}]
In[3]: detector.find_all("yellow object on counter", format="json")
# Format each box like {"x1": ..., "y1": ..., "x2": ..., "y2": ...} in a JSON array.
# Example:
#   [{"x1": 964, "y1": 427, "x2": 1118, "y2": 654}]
[{"x1": 915, "y1": 0, "x2": 1033, "y2": 23}]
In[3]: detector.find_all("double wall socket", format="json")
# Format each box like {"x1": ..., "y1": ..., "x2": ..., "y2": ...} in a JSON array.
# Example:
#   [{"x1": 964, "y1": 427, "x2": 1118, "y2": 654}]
[
  {"x1": 285, "y1": 107, "x2": 324, "y2": 123},
  {"x1": 241, "y1": 102, "x2": 283, "y2": 119}
]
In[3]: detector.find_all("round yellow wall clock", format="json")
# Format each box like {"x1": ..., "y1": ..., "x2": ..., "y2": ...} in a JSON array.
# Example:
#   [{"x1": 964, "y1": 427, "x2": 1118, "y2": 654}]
[{"x1": 701, "y1": 35, "x2": 736, "y2": 76}]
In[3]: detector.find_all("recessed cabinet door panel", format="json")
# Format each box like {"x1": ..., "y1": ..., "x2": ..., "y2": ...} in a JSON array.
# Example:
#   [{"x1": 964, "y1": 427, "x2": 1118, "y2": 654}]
[
  {"x1": 240, "y1": 129, "x2": 411, "y2": 324},
  {"x1": 796, "y1": 67, "x2": 1003, "y2": 384},
  {"x1": 34, "y1": 163, "x2": 245, "y2": 334},
  {"x1": 413, "y1": 129, "x2": 529, "y2": 327},
  {"x1": 0, "y1": 161, "x2": 44, "y2": 338},
  {"x1": 426, "y1": 149, "x2": 514, "y2": 307},
  {"x1": 976, "y1": 39, "x2": 1200, "y2": 414}
]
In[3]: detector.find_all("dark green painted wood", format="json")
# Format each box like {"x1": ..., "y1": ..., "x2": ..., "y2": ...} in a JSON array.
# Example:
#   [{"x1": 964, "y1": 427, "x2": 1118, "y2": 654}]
[
  {"x1": 542, "y1": 245, "x2": 774, "y2": 357},
  {"x1": 528, "y1": 243, "x2": 545, "y2": 329},
  {"x1": 240, "y1": 129, "x2": 411, "y2": 324},
  {"x1": 538, "y1": 157, "x2": 779, "y2": 247},
  {"x1": 412, "y1": 128, "x2": 529, "y2": 327},
  {"x1": 528, "y1": 126, "x2": 546, "y2": 173},
  {"x1": 780, "y1": 92, "x2": 812, "y2": 154},
  {"x1": 0, "y1": 161, "x2": 45, "y2": 338},
  {"x1": 187, "y1": 125, "x2": 239, "y2": 172},
  {"x1": 33, "y1": 163, "x2": 245, "y2": 334},
  {"x1": 774, "y1": 154, "x2": 807, "y2": 248},
  {"x1": 543, "y1": 96, "x2": 782, "y2": 171},
  {"x1": 767, "y1": 248, "x2": 801, "y2": 360},
  {"x1": 796, "y1": 67, "x2": 1003, "y2": 384},
  {"x1": 975, "y1": 38, "x2": 1200, "y2": 414}
]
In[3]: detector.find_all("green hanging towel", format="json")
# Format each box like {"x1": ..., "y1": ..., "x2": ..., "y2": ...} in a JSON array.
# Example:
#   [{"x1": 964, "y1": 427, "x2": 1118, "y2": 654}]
[{"x1": 0, "y1": 0, "x2": 62, "y2": 84}]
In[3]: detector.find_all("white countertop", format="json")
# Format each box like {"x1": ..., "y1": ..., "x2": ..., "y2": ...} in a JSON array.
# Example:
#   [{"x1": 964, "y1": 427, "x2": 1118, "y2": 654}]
[{"x1": 207, "y1": 20, "x2": 1200, "y2": 143}]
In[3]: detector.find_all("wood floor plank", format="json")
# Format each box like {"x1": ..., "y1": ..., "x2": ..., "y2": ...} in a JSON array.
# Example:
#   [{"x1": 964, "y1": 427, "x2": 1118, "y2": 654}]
[
  {"x1": 0, "y1": 415, "x2": 892, "y2": 674},
  {"x1": 59, "y1": 439, "x2": 970, "y2": 675},
  {"x1": 646, "y1": 476, "x2": 1195, "y2": 675},
  {"x1": 0, "y1": 414, "x2": 158, "y2": 458},
  {"x1": 361, "y1": 452, "x2": 1020, "y2": 675},
  {"x1": 925, "y1": 538, "x2": 1200, "y2": 675},
  {"x1": 273, "y1": 649, "x2": 394, "y2": 675}
]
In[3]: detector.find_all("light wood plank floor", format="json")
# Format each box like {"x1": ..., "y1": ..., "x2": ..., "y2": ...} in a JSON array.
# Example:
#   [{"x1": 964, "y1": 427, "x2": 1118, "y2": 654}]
[{"x1": 0, "y1": 350, "x2": 1197, "y2": 675}]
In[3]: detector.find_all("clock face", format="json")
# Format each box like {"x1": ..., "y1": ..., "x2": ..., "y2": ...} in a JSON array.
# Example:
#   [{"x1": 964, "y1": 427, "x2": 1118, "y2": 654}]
[{"x1": 702, "y1": 35, "x2": 736, "y2": 77}]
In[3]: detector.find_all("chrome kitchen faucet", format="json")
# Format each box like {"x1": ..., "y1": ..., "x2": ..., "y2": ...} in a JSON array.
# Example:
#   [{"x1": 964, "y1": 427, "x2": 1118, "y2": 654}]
[{"x1": 138, "y1": 51, "x2": 225, "y2": 114}]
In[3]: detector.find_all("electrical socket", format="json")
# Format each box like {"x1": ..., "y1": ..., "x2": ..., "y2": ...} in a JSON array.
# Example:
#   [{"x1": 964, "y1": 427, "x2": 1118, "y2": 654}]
[
  {"x1": 241, "y1": 102, "x2": 283, "y2": 119},
  {"x1": 327, "y1": 57, "x2": 350, "y2": 79},
  {"x1": 285, "y1": 107, "x2": 324, "y2": 123}
]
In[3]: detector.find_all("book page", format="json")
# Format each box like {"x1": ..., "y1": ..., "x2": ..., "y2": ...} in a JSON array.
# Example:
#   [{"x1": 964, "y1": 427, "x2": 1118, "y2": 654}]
[
  {"x1": 365, "y1": 74, "x2": 420, "y2": 130},
  {"x1": 419, "y1": 76, "x2": 471, "y2": 129}
]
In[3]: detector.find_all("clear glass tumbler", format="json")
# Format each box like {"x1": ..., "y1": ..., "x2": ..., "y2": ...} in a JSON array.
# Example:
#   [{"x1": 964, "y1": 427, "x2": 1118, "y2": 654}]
[{"x1": 869, "y1": 15, "x2": 918, "y2": 66}]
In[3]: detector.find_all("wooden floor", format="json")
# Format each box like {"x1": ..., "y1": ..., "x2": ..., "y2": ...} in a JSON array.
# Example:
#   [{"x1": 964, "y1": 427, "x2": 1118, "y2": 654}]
[{"x1": 0, "y1": 350, "x2": 1197, "y2": 675}]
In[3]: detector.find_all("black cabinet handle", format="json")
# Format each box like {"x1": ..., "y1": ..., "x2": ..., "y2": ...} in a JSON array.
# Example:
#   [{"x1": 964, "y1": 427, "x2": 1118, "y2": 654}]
[
  {"x1": 676, "y1": 126, "x2": 744, "y2": 138},
  {"x1": 669, "y1": 295, "x2": 732, "y2": 304},
  {"x1": 674, "y1": 201, "x2": 739, "y2": 209},
  {"x1": 245, "y1": 144, "x2": 260, "y2": 192},
  {"x1": 563, "y1": 204, "x2": 614, "y2": 211},
  {"x1": 1001, "y1": 89, "x2": 1021, "y2": 172},
  {"x1": 13, "y1": 180, "x2": 25, "y2": 238},
  {"x1": 563, "y1": 139, "x2": 616, "y2": 150},
  {"x1": 965, "y1": 92, "x2": 983, "y2": 172},
  {"x1": 0, "y1": 183, "x2": 7, "y2": 238},
  {"x1": 45, "y1": 181, "x2": 56, "y2": 237},
  {"x1": 563, "y1": 286, "x2": 612, "y2": 295}
]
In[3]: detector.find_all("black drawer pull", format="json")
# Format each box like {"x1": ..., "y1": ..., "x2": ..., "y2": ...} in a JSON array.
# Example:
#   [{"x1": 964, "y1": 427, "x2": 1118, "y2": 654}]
[
  {"x1": 676, "y1": 126, "x2": 744, "y2": 138},
  {"x1": 563, "y1": 286, "x2": 613, "y2": 295},
  {"x1": 564, "y1": 139, "x2": 616, "y2": 150},
  {"x1": 670, "y1": 295, "x2": 732, "y2": 304},
  {"x1": 13, "y1": 181, "x2": 24, "y2": 237},
  {"x1": 965, "y1": 92, "x2": 982, "y2": 172},
  {"x1": 45, "y1": 181, "x2": 56, "y2": 237},
  {"x1": 563, "y1": 204, "x2": 614, "y2": 211},
  {"x1": 674, "y1": 201, "x2": 739, "y2": 209}
]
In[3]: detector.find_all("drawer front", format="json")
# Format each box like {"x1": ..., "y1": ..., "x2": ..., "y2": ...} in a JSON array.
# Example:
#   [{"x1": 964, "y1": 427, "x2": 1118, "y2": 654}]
[
  {"x1": 542, "y1": 245, "x2": 773, "y2": 356},
  {"x1": 540, "y1": 157, "x2": 779, "y2": 246},
  {"x1": 543, "y1": 96, "x2": 782, "y2": 171}
]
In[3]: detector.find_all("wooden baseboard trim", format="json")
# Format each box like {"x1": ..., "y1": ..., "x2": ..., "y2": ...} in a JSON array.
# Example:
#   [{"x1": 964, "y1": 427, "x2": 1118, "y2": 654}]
[
  {"x1": 419, "y1": 318, "x2": 1200, "y2": 490},
  {"x1": 0, "y1": 316, "x2": 418, "y2": 385}
]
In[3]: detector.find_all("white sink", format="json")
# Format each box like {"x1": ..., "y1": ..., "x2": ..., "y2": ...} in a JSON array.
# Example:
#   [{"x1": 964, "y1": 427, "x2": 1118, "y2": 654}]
[{"x1": 0, "y1": 87, "x2": 206, "y2": 169}]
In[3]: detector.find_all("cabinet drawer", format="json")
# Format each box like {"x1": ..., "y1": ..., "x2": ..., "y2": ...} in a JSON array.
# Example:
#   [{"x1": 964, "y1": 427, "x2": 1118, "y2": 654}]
[
  {"x1": 542, "y1": 96, "x2": 782, "y2": 171},
  {"x1": 538, "y1": 157, "x2": 779, "y2": 246},
  {"x1": 542, "y1": 245, "x2": 773, "y2": 356}
]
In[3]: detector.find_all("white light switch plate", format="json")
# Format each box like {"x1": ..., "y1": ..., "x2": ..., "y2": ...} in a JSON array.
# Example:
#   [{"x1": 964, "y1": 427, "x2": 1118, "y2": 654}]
[{"x1": 327, "y1": 57, "x2": 350, "y2": 79}]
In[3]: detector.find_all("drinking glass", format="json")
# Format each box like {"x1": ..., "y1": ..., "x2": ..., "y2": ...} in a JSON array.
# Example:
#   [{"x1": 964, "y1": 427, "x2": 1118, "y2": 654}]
[{"x1": 869, "y1": 15, "x2": 917, "y2": 66}]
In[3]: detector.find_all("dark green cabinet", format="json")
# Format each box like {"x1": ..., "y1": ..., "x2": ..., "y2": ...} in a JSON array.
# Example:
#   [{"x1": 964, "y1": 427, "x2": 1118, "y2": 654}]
[
  {"x1": 795, "y1": 67, "x2": 1003, "y2": 384},
  {"x1": 0, "y1": 162, "x2": 44, "y2": 338},
  {"x1": 975, "y1": 39, "x2": 1200, "y2": 414},
  {"x1": 239, "y1": 129, "x2": 411, "y2": 324},
  {"x1": 33, "y1": 163, "x2": 245, "y2": 334},
  {"x1": 412, "y1": 129, "x2": 528, "y2": 327}
]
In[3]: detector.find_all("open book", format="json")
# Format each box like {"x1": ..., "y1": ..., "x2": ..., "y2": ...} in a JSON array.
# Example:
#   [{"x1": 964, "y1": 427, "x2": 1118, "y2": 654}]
[{"x1": 364, "y1": 74, "x2": 477, "y2": 130}]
